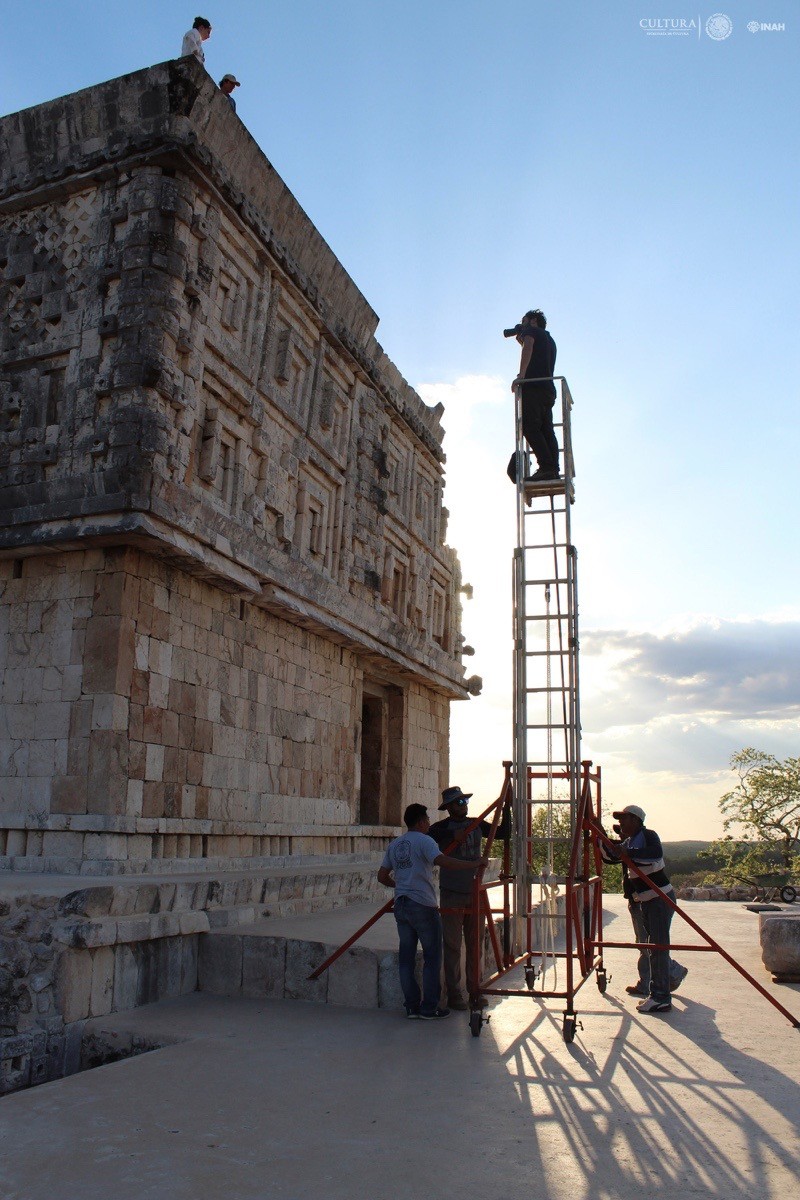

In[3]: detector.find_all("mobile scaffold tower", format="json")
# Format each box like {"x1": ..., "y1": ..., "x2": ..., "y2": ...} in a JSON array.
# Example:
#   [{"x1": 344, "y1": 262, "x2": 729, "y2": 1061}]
[
  {"x1": 308, "y1": 375, "x2": 800, "y2": 1038},
  {"x1": 465, "y1": 376, "x2": 607, "y2": 1042}
]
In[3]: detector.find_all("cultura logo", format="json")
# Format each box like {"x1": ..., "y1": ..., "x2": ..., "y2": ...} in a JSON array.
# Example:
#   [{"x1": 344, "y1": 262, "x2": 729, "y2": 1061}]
[{"x1": 638, "y1": 16, "x2": 698, "y2": 36}]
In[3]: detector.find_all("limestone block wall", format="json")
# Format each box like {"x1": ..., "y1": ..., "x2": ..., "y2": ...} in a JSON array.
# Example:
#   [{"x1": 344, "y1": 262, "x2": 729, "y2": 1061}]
[{"x1": 0, "y1": 545, "x2": 453, "y2": 871}]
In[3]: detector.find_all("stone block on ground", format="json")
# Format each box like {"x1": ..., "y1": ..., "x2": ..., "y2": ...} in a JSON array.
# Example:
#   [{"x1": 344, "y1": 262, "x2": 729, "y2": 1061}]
[
  {"x1": 378, "y1": 952, "x2": 405, "y2": 1011},
  {"x1": 156, "y1": 937, "x2": 184, "y2": 1000},
  {"x1": 760, "y1": 913, "x2": 800, "y2": 981},
  {"x1": 327, "y1": 945, "x2": 378, "y2": 1009},
  {"x1": 89, "y1": 946, "x2": 115, "y2": 1017},
  {"x1": 197, "y1": 932, "x2": 243, "y2": 995},
  {"x1": 54, "y1": 950, "x2": 92, "y2": 1023},
  {"x1": 180, "y1": 937, "x2": 198, "y2": 995},
  {"x1": 284, "y1": 939, "x2": 328, "y2": 1003},
  {"x1": 242, "y1": 936, "x2": 286, "y2": 1000},
  {"x1": 112, "y1": 945, "x2": 139, "y2": 1013}
]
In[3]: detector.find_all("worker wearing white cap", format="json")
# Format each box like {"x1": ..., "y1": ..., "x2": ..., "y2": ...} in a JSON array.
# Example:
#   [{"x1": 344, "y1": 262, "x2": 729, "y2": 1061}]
[
  {"x1": 219, "y1": 73, "x2": 241, "y2": 111},
  {"x1": 602, "y1": 804, "x2": 687, "y2": 1013}
]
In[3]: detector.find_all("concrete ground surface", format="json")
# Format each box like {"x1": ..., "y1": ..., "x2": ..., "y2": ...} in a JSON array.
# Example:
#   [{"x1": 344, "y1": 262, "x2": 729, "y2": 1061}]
[{"x1": 1, "y1": 897, "x2": 799, "y2": 1200}]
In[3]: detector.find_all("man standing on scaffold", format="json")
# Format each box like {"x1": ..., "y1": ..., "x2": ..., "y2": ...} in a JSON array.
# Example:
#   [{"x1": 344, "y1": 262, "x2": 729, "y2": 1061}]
[{"x1": 505, "y1": 309, "x2": 560, "y2": 484}]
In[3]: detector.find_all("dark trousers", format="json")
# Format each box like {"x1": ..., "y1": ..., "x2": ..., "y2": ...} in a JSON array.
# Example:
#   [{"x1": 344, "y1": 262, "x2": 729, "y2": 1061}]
[
  {"x1": 632, "y1": 897, "x2": 673, "y2": 1002},
  {"x1": 440, "y1": 889, "x2": 484, "y2": 1004},
  {"x1": 393, "y1": 895, "x2": 442, "y2": 1016},
  {"x1": 629, "y1": 900, "x2": 685, "y2": 991},
  {"x1": 507, "y1": 385, "x2": 559, "y2": 481}
]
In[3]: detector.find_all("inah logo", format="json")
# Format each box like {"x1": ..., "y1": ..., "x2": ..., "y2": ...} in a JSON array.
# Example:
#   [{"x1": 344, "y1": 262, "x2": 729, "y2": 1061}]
[
  {"x1": 747, "y1": 20, "x2": 786, "y2": 31},
  {"x1": 706, "y1": 12, "x2": 733, "y2": 38}
]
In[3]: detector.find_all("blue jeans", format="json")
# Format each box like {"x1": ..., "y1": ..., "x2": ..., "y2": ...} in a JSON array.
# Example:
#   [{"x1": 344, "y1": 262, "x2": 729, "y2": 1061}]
[
  {"x1": 394, "y1": 896, "x2": 442, "y2": 1016},
  {"x1": 629, "y1": 897, "x2": 673, "y2": 1002}
]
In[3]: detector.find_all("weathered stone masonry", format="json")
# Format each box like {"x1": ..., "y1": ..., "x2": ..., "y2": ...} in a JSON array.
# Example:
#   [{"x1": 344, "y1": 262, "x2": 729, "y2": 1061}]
[
  {"x1": 0, "y1": 58, "x2": 471, "y2": 880},
  {"x1": 0, "y1": 60, "x2": 474, "y2": 1086}
]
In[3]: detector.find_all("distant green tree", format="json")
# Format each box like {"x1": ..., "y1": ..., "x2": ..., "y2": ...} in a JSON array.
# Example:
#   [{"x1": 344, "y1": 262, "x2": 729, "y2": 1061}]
[
  {"x1": 528, "y1": 805, "x2": 573, "y2": 876},
  {"x1": 490, "y1": 797, "x2": 623, "y2": 892},
  {"x1": 701, "y1": 748, "x2": 800, "y2": 882}
]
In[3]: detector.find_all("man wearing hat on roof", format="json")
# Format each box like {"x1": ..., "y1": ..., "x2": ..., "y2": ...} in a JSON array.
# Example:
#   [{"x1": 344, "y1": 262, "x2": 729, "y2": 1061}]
[
  {"x1": 219, "y1": 74, "x2": 241, "y2": 110},
  {"x1": 601, "y1": 804, "x2": 687, "y2": 1014},
  {"x1": 429, "y1": 786, "x2": 500, "y2": 1011}
]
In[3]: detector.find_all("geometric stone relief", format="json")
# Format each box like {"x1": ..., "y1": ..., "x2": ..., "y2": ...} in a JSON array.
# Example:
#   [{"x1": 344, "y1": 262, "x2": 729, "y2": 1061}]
[
  {"x1": 0, "y1": 190, "x2": 102, "y2": 355},
  {"x1": 307, "y1": 359, "x2": 353, "y2": 470},
  {"x1": 193, "y1": 370, "x2": 256, "y2": 515},
  {"x1": 407, "y1": 557, "x2": 428, "y2": 633},
  {"x1": 272, "y1": 309, "x2": 314, "y2": 429},
  {"x1": 428, "y1": 573, "x2": 450, "y2": 650},
  {"x1": 210, "y1": 222, "x2": 270, "y2": 375},
  {"x1": 272, "y1": 286, "x2": 316, "y2": 432},
  {"x1": 381, "y1": 535, "x2": 410, "y2": 622},
  {"x1": 295, "y1": 462, "x2": 341, "y2": 578},
  {"x1": 412, "y1": 465, "x2": 440, "y2": 545},
  {"x1": 383, "y1": 428, "x2": 413, "y2": 520},
  {"x1": 0, "y1": 353, "x2": 71, "y2": 484}
]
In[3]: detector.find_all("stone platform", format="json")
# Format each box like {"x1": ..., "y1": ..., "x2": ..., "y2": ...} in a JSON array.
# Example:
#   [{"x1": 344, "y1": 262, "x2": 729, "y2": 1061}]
[
  {"x1": 2, "y1": 899, "x2": 799, "y2": 1200},
  {"x1": 0, "y1": 860, "x2": 383, "y2": 1093},
  {"x1": 197, "y1": 903, "x2": 405, "y2": 1011}
]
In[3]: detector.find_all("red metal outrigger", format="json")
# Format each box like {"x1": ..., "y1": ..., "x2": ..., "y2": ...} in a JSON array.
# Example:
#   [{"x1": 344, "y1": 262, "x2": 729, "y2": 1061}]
[
  {"x1": 310, "y1": 755, "x2": 799, "y2": 1039},
  {"x1": 466, "y1": 760, "x2": 800, "y2": 1039}
]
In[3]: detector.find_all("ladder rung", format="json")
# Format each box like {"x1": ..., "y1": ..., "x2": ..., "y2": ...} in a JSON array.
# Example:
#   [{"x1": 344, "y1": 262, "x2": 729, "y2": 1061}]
[
  {"x1": 525, "y1": 578, "x2": 570, "y2": 586},
  {"x1": 525, "y1": 686, "x2": 572, "y2": 695},
  {"x1": 526, "y1": 723, "x2": 573, "y2": 730}
]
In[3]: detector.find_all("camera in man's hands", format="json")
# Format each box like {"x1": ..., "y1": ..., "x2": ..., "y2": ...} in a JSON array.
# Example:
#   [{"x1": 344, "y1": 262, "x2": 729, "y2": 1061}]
[{"x1": 503, "y1": 324, "x2": 524, "y2": 338}]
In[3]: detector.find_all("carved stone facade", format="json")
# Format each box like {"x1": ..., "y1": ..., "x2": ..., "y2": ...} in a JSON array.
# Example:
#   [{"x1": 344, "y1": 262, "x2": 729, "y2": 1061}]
[{"x1": 0, "y1": 59, "x2": 468, "y2": 876}]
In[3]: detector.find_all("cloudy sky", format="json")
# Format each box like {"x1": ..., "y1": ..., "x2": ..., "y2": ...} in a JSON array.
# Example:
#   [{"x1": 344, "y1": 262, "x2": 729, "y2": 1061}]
[{"x1": 3, "y1": 1, "x2": 798, "y2": 838}]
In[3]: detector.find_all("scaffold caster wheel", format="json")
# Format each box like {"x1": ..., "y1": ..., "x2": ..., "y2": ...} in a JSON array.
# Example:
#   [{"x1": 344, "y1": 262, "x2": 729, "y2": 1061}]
[
  {"x1": 562, "y1": 1014, "x2": 579, "y2": 1044},
  {"x1": 470, "y1": 1010, "x2": 483, "y2": 1038},
  {"x1": 596, "y1": 968, "x2": 608, "y2": 994},
  {"x1": 781, "y1": 886, "x2": 797, "y2": 904},
  {"x1": 525, "y1": 967, "x2": 537, "y2": 990}
]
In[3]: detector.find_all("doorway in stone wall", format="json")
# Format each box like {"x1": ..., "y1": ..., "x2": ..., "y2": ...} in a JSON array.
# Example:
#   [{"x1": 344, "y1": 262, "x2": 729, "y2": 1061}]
[{"x1": 359, "y1": 680, "x2": 404, "y2": 826}]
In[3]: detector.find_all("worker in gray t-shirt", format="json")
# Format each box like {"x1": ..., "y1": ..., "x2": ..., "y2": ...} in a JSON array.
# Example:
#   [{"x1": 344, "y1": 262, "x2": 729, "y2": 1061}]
[{"x1": 378, "y1": 803, "x2": 487, "y2": 1020}]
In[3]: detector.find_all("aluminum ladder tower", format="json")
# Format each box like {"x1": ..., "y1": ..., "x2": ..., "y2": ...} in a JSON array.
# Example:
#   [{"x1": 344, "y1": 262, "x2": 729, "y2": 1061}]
[{"x1": 511, "y1": 375, "x2": 581, "y2": 960}]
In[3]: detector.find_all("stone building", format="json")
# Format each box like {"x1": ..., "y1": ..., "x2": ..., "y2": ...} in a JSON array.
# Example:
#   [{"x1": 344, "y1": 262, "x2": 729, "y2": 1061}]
[
  {"x1": 0, "y1": 57, "x2": 471, "y2": 879},
  {"x1": 0, "y1": 60, "x2": 475, "y2": 1085}
]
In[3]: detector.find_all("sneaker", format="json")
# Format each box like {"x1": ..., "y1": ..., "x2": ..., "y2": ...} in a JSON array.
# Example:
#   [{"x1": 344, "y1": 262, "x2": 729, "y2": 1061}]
[
  {"x1": 670, "y1": 965, "x2": 689, "y2": 993},
  {"x1": 471, "y1": 996, "x2": 489, "y2": 1009},
  {"x1": 405, "y1": 1008, "x2": 421, "y2": 1020},
  {"x1": 625, "y1": 984, "x2": 648, "y2": 996},
  {"x1": 447, "y1": 998, "x2": 469, "y2": 1011},
  {"x1": 419, "y1": 1008, "x2": 451, "y2": 1021},
  {"x1": 637, "y1": 997, "x2": 672, "y2": 1014}
]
